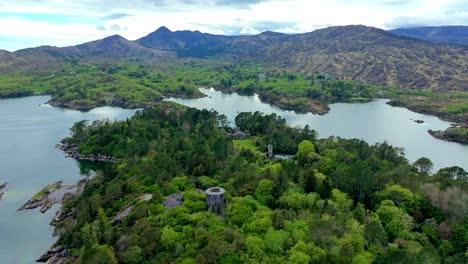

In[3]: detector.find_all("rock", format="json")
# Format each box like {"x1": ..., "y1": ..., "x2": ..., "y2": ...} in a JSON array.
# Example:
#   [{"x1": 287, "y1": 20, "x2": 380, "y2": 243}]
[
  {"x1": 57, "y1": 142, "x2": 119, "y2": 163},
  {"x1": 414, "y1": 119, "x2": 424, "y2": 124},
  {"x1": 50, "y1": 206, "x2": 76, "y2": 226},
  {"x1": 112, "y1": 206, "x2": 134, "y2": 223},
  {"x1": 112, "y1": 194, "x2": 153, "y2": 223},
  {"x1": 139, "y1": 193, "x2": 153, "y2": 201},
  {"x1": 18, "y1": 182, "x2": 80, "y2": 214},
  {"x1": 428, "y1": 129, "x2": 468, "y2": 145},
  {"x1": 0, "y1": 182, "x2": 6, "y2": 201},
  {"x1": 163, "y1": 193, "x2": 183, "y2": 209},
  {"x1": 36, "y1": 245, "x2": 68, "y2": 263}
]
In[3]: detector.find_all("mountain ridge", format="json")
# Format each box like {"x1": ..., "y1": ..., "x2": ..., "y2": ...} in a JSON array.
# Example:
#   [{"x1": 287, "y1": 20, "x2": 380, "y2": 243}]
[
  {"x1": 389, "y1": 26, "x2": 468, "y2": 46},
  {"x1": 2, "y1": 25, "x2": 467, "y2": 90}
]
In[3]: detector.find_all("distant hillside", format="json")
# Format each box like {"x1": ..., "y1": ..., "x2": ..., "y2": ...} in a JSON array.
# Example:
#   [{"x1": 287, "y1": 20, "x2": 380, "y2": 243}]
[
  {"x1": 389, "y1": 26, "x2": 468, "y2": 46},
  {"x1": 2, "y1": 25, "x2": 467, "y2": 91},
  {"x1": 253, "y1": 25, "x2": 468, "y2": 90}
]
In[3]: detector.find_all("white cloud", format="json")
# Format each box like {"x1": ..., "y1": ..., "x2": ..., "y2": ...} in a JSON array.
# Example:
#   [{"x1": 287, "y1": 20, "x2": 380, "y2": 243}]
[
  {"x1": 240, "y1": 26, "x2": 261, "y2": 34},
  {"x1": 0, "y1": 0, "x2": 466, "y2": 51}
]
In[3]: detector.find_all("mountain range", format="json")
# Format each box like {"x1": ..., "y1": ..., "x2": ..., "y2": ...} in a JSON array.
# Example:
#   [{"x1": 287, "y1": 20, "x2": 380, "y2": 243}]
[
  {"x1": 390, "y1": 26, "x2": 468, "y2": 46},
  {"x1": 1, "y1": 25, "x2": 467, "y2": 91}
]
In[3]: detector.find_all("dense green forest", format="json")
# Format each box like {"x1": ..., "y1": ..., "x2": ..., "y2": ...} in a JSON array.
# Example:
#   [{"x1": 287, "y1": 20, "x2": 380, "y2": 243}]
[{"x1": 52, "y1": 102, "x2": 468, "y2": 263}]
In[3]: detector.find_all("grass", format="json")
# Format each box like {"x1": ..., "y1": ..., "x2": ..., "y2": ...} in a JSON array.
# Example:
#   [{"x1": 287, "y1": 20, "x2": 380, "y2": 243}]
[{"x1": 233, "y1": 138, "x2": 263, "y2": 155}]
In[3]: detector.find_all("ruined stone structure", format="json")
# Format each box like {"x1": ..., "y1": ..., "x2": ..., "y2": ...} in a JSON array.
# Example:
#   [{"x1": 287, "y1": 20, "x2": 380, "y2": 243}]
[
  {"x1": 268, "y1": 144, "x2": 274, "y2": 159},
  {"x1": 205, "y1": 187, "x2": 226, "y2": 215}
]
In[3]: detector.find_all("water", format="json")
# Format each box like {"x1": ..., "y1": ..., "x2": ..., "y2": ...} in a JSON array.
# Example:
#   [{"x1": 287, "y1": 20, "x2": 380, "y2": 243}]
[
  {"x1": 167, "y1": 88, "x2": 468, "y2": 171},
  {"x1": 0, "y1": 96, "x2": 137, "y2": 264}
]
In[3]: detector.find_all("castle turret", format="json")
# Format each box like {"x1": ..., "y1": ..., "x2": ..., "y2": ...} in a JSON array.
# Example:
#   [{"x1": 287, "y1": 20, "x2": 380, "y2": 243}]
[
  {"x1": 268, "y1": 144, "x2": 274, "y2": 159},
  {"x1": 205, "y1": 187, "x2": 226, "y2": 215}
]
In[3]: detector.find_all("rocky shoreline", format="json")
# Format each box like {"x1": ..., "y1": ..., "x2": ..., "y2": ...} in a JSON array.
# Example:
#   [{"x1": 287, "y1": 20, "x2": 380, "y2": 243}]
[
  {"x1": 0, "y1": 182, "x2": 7, "y2": 201},
  {"x1": 428, "y1": 129, "x2": 468, "y2": 145},
  {"x1": 18, "y1": 181, "x2": 80, "y2": 214},
  {"x1": 387, "y1": 100, "x2": 465, "y2": 124},
  {"x1": 57, "y1": 141, "x2": 119, "y2": 163},
  {"x1": 47, "y1": 98, "x2": 152, "y2": 112},
  {"x1": 18, "y1": 180, "x2": 85, "y2": 263}
]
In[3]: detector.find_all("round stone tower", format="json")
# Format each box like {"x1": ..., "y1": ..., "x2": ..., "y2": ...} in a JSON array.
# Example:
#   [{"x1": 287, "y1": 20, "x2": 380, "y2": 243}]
[{"x1": 205, "y1": 187, "x2": 226, "y2": 215}]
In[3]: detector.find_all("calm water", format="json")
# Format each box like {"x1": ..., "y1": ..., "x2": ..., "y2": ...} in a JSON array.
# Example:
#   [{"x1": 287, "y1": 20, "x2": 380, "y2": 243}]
[
  {"x1": 0, "y1": 96, "x2": 137, "y2": 264},
  {"x1": 167, "y1": 88, "x2": 468, "y2": 171}
]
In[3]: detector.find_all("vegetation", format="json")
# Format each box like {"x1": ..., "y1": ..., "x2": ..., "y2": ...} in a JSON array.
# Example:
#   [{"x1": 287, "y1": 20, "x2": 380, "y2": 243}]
[
  {"x1": 387, "y1": 89, "x2": 468, "y2": 122},
  {"x1": 0, "y1": 61, "x2": 386, "y2": 113},
  {"x1": 429, "y1": 127, "x2": 468, "y2": 145},
  {"x1": 212, "y1": 63, "x2": 384, "y2": 114},
  {"x1": 53, "y1": 103, "x2": 468, "y2": 263}
]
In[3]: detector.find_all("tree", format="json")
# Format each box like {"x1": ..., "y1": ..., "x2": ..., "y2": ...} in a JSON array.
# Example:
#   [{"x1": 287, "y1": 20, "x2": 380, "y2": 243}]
[
  {"x1": 296, "y1": 140, "x2": 316, "y2": 165},
  {"x1": 414, "y1": 157, "x2": 434, "y2": 175},
  {"x1": 245, "y1": 235, "x2": 265, "y2": 258},
  {"x1": 120, "y1": 246, "x2": 144, "y2": 264},
  {"x1": 255, "y1": 179, "x2": 274, "y2": 206},
  {"x1": 264, "y1": 229, "x2": 288, "y2": 253},
  {"x1": 81, "y1": 244, "x2": 118, "y2": 264}
]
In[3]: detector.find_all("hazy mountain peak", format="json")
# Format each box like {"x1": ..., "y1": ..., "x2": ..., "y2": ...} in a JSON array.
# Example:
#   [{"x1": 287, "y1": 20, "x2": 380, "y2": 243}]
[{"x1": 155, "y1": 26, "x2": 172, "y2": 34}]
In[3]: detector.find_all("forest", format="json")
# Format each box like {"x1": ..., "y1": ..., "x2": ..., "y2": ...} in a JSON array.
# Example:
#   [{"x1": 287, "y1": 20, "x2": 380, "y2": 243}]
[{"x1": 51, "y1": 102, "x2": 468, "y2": 263}]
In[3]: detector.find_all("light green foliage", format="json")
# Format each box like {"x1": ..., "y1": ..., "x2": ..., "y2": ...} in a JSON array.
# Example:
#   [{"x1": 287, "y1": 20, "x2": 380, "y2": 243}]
[
  {"x1": 161, "y1": 226, "x2": 180, "y2": 249},
  {"x1": 375, "y1": 200, "x2": 413, "y2": 239},
  {"x1": 288, "y1": 251, "x2": 310, "y2": 264},
  {"x1": 226, "y1": 196, "x2": 258, "y2": 227},
  {"x1": 285, "y1": 221, "x2": 310, "y2": 243},
  {"x1": 246, "y1": 235, "x2": 265, "y2": 258},
  {"x1": 80, "y1": 244, "x2": 118, "y2": 264},
  {"x1": 296, "y1": 139, "x2": 316, "y2": 165},
  {"x1": 352, "y1": 251, "x2": 374, "y2": 264},
  {"x1": 264, "y1": 229, "x2": 289, "y2": 253},
  {"x1": 255, "y1": 179, "x2": 274, "y2": 206},
  {"x1": 372, "y1": 185, "x2": 419, "y2": 212}
]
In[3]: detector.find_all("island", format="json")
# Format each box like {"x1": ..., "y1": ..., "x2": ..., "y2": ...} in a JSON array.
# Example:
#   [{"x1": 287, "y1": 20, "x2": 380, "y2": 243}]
[{"x1": 27, "y1": 103, "x2": 468, "y2": 263}]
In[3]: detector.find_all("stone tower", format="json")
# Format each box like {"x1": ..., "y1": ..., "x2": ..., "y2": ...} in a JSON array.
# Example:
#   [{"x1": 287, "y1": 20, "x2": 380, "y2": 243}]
[
  {"x1": 205, "y1": 187, "x2": 226, "y2": 215},
  {"x1": 268, "y1": 144, "x2": 274, "y2": 159}
]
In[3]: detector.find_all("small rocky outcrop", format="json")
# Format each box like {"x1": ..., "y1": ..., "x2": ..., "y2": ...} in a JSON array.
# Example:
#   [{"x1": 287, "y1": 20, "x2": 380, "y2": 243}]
[
  {"x1": 413, "y1": 119, "x2": 424, "y2": 124},
  {"x1": 428, "y1": 129, "x2": 468, "y2": 145},
  {"x1": 163, "y1": 193, "x2": 183, "y2": 209},
  {"x1": 0, "y1": 182, "x2": 7, "y2": 201},
  {"x1": 36, "y1": 245, "x2": 68, "y2": 264},
  {"x1": 18, "y1": 182, "x2": 80, "y2": 213},
  {"x1": 57, "y1": 141, "x2": 119, "y2": 163},
  {"x1": 112, "y1": 194, "x2": 154, "y2": 223},
  {"x1": 48, "y1": 98, "x2": 152, "y2": 112},
  {"x1": 50, "y1": 207, "x2": 76, "y2": 226}
]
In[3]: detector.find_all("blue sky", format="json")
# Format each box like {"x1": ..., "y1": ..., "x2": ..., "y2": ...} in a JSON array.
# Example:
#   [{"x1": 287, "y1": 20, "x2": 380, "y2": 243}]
[{"x1": 0, "y1": 0, "x2": 466, "y2": 51}]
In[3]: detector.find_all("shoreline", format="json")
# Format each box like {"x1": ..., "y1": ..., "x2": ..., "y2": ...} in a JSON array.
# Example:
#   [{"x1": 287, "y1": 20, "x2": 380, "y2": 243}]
[
  {"x1": 18, "y1": 180, "x2": 86, "y2": 263},
  {"x1": 0, "y1": 182, "x2": 6, "y2": 201},
  {"x1": 428, "y1": 129, "x2": 468, "y2": 145},
  {"x1": 387, "y1": 100, "x2": 467, "y2": 144},
  {"x1": 57, "y1": 141, "x2": 119, "y2": 163}
]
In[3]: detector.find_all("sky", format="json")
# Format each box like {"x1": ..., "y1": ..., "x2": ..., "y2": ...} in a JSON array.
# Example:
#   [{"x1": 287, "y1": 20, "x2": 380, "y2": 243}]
[{"x1": 0, "y1": 0, "x2": 467, "y2": 51}]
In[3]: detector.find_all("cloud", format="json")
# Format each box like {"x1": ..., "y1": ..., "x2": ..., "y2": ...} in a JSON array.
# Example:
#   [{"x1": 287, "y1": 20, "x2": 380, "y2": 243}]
[
  {"x1": 101, "y1": 13, "x2": 133, "y2": 20},
  {"x1": 240, "y1": 26, "x2": 261, "y2": 34},
  {"x1": 384, "y1": 14, "x2": 468, "y2": 28},
  {"x1": 0, "y1": 0, "x2": 467, "y2": 51}
]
